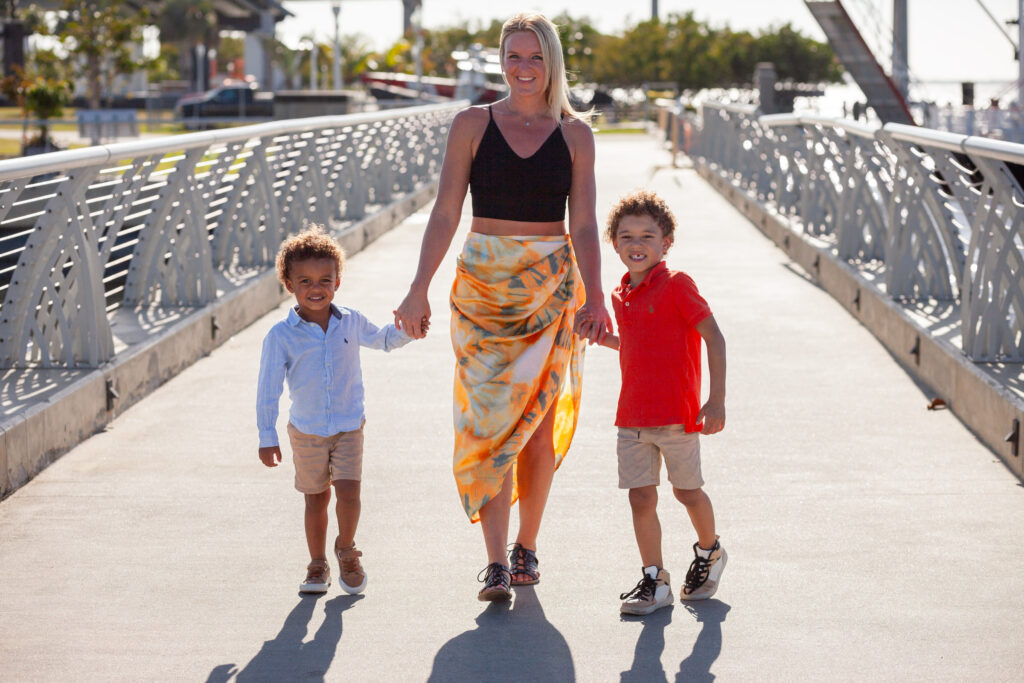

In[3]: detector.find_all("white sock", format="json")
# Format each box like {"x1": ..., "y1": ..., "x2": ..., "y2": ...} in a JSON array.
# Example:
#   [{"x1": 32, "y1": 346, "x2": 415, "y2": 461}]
[
  {"x1": 695, "y1": 541, "x2": 718, "y2": 559},
  {"x1": 643, "y1": 565, "x2": 660, "y2": 580}
]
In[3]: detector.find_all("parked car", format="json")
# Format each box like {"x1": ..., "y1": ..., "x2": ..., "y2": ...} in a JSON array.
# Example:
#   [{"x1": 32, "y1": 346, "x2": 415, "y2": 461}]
[{"x1": 174, "y1": 83, "x2": 273, "y2": 126}]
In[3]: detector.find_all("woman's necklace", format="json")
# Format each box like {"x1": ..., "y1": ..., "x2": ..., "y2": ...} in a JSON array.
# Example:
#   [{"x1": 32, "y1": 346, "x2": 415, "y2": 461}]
[{"x1": 506, "y1": 101, "x2": 542, "y2": 127}]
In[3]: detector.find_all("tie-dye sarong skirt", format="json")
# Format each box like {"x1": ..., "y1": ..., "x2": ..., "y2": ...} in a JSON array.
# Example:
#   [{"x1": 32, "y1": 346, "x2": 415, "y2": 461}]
[{"x1": 450, "y1": 232, "x2": 586, "y2": 522}]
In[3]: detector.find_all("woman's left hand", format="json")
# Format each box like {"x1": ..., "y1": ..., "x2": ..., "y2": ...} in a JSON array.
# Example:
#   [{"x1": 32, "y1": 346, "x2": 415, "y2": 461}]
[{"x1": 575, "y1": 300, "x2": 612, "y2": 345}]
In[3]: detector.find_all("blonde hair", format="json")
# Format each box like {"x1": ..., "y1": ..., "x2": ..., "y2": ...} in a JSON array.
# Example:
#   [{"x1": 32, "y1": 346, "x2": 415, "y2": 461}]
[{"x1": 499, "y1": 12, "x2": 591, "y2": 125}]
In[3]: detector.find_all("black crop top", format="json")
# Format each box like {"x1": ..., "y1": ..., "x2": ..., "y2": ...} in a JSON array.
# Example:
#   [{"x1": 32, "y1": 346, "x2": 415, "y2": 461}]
[{"x1": 469, "y1": 105, "x2": 572, "y2": 222}]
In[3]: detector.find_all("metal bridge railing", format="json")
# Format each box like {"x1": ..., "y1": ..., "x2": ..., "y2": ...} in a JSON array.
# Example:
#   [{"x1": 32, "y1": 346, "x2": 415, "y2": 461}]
[
  {"x1": 675, "y1": 101, "x2": 1024, "y2": 363},
  {"x1": 0, "y1": 102, "x2": 462, "y2": 370}
]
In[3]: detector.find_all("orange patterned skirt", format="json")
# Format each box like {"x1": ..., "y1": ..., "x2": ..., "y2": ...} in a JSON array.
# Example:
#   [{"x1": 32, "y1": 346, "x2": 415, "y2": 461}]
[{"x1": 450, "y1": 232, "x2": 586, "y2": 522}]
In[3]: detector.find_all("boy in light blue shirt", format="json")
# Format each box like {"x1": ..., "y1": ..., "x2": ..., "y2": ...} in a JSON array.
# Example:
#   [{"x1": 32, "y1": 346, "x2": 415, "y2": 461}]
[{"x1": 256, "y1": 225, "x2": 418, "y2": 594}]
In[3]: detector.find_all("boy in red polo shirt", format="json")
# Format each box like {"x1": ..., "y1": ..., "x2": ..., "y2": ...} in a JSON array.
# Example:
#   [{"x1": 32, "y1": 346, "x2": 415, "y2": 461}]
[{"x1": 584, "y1": 190, "x2": 727, "y2": 615}]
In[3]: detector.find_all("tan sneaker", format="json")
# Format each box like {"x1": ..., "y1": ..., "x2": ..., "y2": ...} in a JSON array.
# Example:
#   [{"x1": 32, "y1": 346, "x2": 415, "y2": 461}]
[
  {"x1": 681, "y1": 540, "x2": 727, "y2": 601},
  {"x1": 620, "y1": 566, "x2": 673, "y2": 615},
  {"x1": 300, "y1": 559, "x2": 331, "y2": 594},
  {"x1": 335, "y1": 541, "x2": 367, "y2": 594}
]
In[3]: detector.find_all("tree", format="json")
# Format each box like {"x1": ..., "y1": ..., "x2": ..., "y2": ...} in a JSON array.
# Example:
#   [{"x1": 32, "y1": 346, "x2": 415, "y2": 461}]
[
  {"x1": 263, "y1": 37, "x2": 303, "y2": 90},
  {"x1": 752, "y1": 24, "x2": 843, "y2": 83},
  {"x1": 31, "y1": 0, "x2": 150, "y2": 109},
  {"x1": 0, "y1": 64, "x2": 70, "y2": 152},
  {"x1": 338, "y1": 34, "x2": 377, "y2": 84},
  {"x1": 587, "y1": 13, "x2": 840, "y2": 89},
  {"x1": 154, "y1": 0, "x2": 217, "y2": 90},
  {"x1": 551, "y1": 13, "x2": 601, "y2": 84}
]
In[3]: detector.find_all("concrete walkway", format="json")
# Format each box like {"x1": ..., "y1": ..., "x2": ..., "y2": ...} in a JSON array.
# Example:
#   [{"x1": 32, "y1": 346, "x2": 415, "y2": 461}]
[{"x1": 2, "y1": 134, "x2": 1023, "y2": 681}]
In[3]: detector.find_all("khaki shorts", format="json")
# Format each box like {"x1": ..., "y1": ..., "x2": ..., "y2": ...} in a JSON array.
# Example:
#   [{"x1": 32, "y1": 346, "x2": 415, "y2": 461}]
[
  {"x1": 287, "y1": 421, "x2": 364, "y2": 494},
  {"x1": 617, "y1": 424, "x2": 703, "y2": 490}
]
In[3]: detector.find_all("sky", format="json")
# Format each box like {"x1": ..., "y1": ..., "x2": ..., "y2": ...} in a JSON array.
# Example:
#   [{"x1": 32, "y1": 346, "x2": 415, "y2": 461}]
[{"x1": 277, "y1": 0, "x2": 1023, "y2": 86}]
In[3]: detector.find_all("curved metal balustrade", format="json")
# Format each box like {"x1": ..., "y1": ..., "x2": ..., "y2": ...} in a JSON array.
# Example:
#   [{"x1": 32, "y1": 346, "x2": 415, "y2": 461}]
[
  {"x1": 0, "y1": 102, "x2": 462, "y2": 369},
  {"x1": 680, "y1": 102, "x2": 1024, "y2": 363}
]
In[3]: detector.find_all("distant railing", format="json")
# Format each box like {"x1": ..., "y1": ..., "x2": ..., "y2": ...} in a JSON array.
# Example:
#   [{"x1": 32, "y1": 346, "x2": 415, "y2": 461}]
[
  {"x1": 0, "y1": 101, "x2": 462, "y2": 369},
  {"x1": 665, "y1": 101, "x2": 1024, "y2": 362}
]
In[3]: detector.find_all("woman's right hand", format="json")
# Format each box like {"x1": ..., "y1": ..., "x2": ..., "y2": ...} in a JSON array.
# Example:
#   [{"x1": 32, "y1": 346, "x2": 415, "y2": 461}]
[{"x1": 395, "y1": 289, "x2": 432, "y2": 339}]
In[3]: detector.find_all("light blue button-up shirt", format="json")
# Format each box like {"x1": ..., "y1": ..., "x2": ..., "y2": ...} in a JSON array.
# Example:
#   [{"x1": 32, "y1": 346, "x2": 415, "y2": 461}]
[{"x1": 256, "y1": 304, "x2": 412, "y2": 448}]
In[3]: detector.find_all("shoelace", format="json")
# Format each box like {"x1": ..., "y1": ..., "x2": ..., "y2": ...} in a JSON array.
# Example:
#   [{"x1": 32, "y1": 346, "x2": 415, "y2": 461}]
[
  {"x1": 477, "y1": 562, "x2": 511, "y2": 590},
  {"x1": 306, "y1": 563, "x2": 329, "y2": 583},
  {"x1": 508, "y1": 543, "x2": 538, "y2": 576},
  {"x1": 620, "y1": 574, "x2": 656, "y2": 601},
  {"x1": 337, "y1": 546, "x2": 363, "y2": 573},
  {"x1": 685, "y1": 556, "x2": 711, "y2": 589}
]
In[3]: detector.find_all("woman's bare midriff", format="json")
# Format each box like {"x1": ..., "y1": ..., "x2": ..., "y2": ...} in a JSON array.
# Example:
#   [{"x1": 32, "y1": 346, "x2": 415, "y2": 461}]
[{"x1": 471, "y1": 217, "x2": 566, "y2": 237}]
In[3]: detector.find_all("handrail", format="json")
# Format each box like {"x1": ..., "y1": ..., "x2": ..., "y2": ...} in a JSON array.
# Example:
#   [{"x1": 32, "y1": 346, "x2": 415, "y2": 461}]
[
  {"x1": 0, "y1": 101, "x2": 464, "y2": 369},
  {"x1": 682, "y1": 100, "x2": 1024, "y2": 362}
]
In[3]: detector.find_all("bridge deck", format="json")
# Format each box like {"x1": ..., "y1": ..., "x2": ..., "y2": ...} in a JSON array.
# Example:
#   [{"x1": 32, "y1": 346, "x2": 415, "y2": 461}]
[{"x1": 2, "y1": 134, "x2": 1022, "y2": 681}]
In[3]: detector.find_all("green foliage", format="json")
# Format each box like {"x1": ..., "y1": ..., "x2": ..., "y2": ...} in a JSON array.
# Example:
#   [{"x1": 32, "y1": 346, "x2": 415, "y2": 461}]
[
  {"x1": 394, "y1": 12, "x2": 839, "y2": 89},
  {"x1": 155, "y1": 0, "x2": 216, "y2": 46},
  {"x1": 385, "y1": 39, "x2": 413, "y2": 71},
  {"x1": 217, "y1": 36, "x2": 245, "y2": 74},
  {"x1": 29, "y1": 47, "x2": 69, "y2": 83},
  {"x1": 31, "y1": 0, "x2": 150, "y2": 108},
  {"x1": 552, "y1": 13, "x2": 600, "y2": 84},
  {"x1": 338, "y1": 35, "x2": 377, "y2": 84},
  {"x1": 750, "y1": 23, "x2": 843, "y2": 82},
  {"x1": 148, "y1": 44, "x2": 182, "y2": 83},
  {"x1": 24, "y1": 79, "x2": 70, "y2": 121},
  {"x1": 0, "y1": 64, "x2": 71, "y2": 150}
]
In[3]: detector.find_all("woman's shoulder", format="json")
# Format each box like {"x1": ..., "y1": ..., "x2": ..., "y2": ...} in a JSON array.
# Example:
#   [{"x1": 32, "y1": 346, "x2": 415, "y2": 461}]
[
  {"x1": 448, "y1": 105, "x2": 491, "y2": 145},
  {"x1": 561, "y1": 115, "x2": 594, "y2": 135},
  {"x1": 560, "y1": 116, "x2": 594, "y2": 160},
  {"x1": 452, "y1": 105, "x2": 491, "y2": 130},
  {"x1": 561, "y1": 116, "x2": 594, "y2": 144}
]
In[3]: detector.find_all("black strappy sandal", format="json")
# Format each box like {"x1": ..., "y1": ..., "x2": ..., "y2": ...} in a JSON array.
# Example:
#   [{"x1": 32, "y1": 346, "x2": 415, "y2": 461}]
[
  {"x1": 477, "y1": 562, "x2": 512, "y2": 602},
  {"x1": 508, "y1": 542, "x2": 540, "y2": 586}
]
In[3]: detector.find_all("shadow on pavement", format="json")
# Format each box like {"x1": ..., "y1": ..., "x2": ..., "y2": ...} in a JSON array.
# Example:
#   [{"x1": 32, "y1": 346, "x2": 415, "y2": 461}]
[
  {"x1": 675, "y1": 599, "x2": 731, "y2": 682},
  {"x1": 619, "y1": 605, "x2": 674, "y2": 682},
  {"x1": 206, "y1": 593, "x2": 364, "y2": 683},
  {"x1": 427, "y1": 585, "x2": 574, "y2": 681}
]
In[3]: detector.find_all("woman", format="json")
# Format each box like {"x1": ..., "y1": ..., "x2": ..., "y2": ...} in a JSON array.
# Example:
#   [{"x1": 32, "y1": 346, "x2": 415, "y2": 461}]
[{"x1": 395, "y1": 11, "x2": 611, "y2": 601}]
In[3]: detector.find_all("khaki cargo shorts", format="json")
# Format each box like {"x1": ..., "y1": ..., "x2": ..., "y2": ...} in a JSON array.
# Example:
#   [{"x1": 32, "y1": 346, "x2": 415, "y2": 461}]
[
  {"x1": 287, "y1": 421, "x2": 364, "y2": 494},
  {"x1": 617, "y1": 424, "x2": 703, "y2": 490}
]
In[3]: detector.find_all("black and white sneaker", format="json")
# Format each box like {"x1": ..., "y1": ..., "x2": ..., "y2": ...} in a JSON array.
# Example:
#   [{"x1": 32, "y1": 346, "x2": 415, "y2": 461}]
[
  {"x1": 681, "y1": 540, "x2": 727, "y2": 601},
  {"x1": 620, "y1": 566, "x2": 673, "y2": 615}
]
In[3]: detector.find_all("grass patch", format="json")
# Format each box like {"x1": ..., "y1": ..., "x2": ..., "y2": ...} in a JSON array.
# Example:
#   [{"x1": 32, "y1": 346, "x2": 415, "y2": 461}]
[
  {"x1": 0, "y1": 137, "x2": 23, "y2": 158},
  {"x1": 593, "y1": 125, "x2": 648, "y2": 135},
  {"x1": 0, "y1": 107, "x2": 181, "y2": 135}
]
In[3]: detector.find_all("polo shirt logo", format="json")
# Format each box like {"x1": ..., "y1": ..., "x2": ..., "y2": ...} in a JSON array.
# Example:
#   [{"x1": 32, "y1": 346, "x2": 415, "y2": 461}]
[{"x1": 649, "y1": 304, "x2": 654, "y2": 313}]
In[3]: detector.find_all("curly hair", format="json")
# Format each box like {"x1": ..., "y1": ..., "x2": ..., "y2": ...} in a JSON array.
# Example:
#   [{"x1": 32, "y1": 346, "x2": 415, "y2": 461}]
[
  {"x1": 604, "y1": 190, "x2": 677, "y2": 245},
  {"x1": 275, "y1": 224, "x2": 345, "y2": 286}
]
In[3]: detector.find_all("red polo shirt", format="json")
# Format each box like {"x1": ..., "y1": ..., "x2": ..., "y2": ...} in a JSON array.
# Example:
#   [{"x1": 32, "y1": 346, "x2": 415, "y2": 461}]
[{"x1": 611, "y1": 262, "x2": 711, "y2": 430}]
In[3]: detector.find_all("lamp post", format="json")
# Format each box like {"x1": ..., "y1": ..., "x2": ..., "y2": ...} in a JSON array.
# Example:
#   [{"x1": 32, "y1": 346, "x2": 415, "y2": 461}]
[
  {"x1": 331, "y1": 2, "x2": 343, "y2": 90},
  {"x1": 1018, "y1": 0, "x2": 1023, "y2": 106},
  {"x1": 306, "y1": 38, "x2": 318, "y2": 91},
  {"x1": 412, "y1": 5, "x2": 423, "y2": 98}
]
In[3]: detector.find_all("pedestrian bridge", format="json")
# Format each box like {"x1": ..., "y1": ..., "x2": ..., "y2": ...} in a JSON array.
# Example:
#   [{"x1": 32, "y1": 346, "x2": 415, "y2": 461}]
[{"x1": 1, "y1": 104, "x2": 1023, "y2": 680}]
